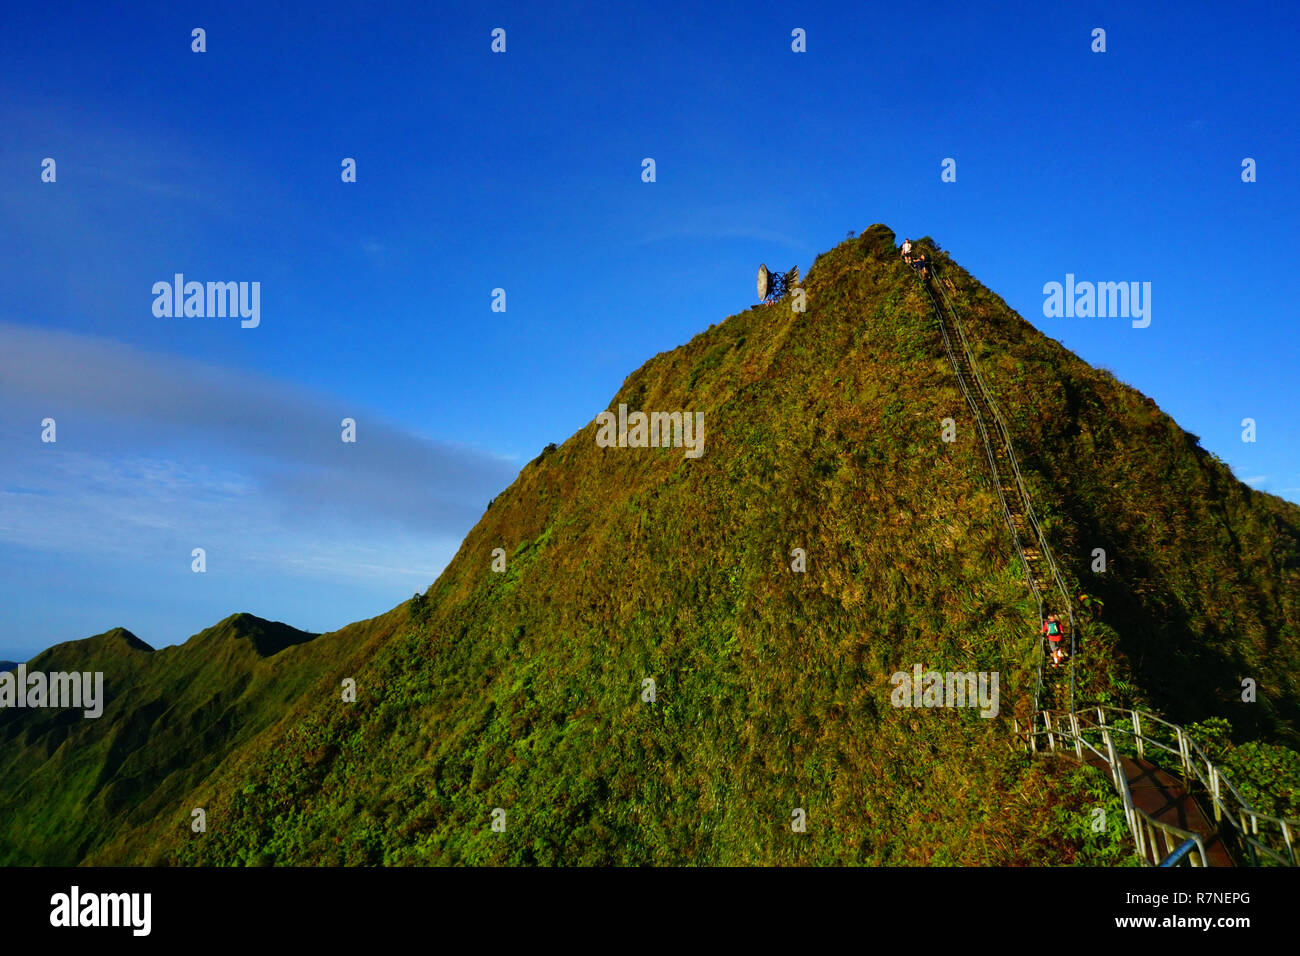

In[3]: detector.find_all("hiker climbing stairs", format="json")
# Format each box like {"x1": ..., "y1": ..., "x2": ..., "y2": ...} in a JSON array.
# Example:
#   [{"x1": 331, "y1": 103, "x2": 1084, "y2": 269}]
[
  {"x1": 906, "y1": 250, "x2": 1078, "y2": 712},
  {"x1": 902, "y1": 246, "x2": 1298, "y2": 870}
]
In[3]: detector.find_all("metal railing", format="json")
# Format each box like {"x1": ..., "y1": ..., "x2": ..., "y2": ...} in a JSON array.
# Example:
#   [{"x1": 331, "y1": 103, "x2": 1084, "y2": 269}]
[
  {"x1": 932, "y1": 268, "x2": 1078, "y2": 627},
  {"x1": 911, "y1": 256, "x2": 1077, "y2": 710},
  {"x1": 1016, "y1": 705, "x2": 1300, "y2": 867},
  {"x1": 917, "y1": 273, "x2": 1043, "y2": 614},
  {"x1": 1160, "y1": 837, "x2": 1202, "y2": 867},
  {"x1": 931, "y1": 267, "x2": 1080, "y2": 709},
  {"x1": 908, "y1": 255, "x2": 1297, "y2": 868}
]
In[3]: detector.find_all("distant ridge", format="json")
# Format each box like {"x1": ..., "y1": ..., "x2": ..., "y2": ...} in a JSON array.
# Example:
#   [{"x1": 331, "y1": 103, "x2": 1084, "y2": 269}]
[
  {"x1": 0, "y1": 608, "x2": 408, "y2": 865},
  {"x1": 194, "y1": 612, "x2": 319, "y2": 658}
]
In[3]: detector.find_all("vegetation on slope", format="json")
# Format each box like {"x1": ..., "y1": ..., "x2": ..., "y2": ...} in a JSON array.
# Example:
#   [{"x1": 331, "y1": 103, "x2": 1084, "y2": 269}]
[
  {"x1": 5, "y1": 224, "x2": 1296, "y2": 866},
  {"x1": 0, "y1": 611, "x2": 405, "y2": 865},
  {"x1": 913, "y1": 233, "x2": 1300, "y2": 740},
  {"x1": 90, "y1": 225, "x2": 1298, "y2": 866}
]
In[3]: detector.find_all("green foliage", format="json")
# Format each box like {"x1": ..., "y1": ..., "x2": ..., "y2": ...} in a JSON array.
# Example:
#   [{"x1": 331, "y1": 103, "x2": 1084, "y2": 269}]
[
  {"x1": 3, "y1": 226, "x2": 1297, "y2": 867},
  {"x1": 1185, "y1": 716, "x2": 1300, "y2": 817},
  {"x1": 0, "y1": 614, "x2": 396, "y2": 865},
  {"x1": 409, "y1": 591, "x2": 431, "y2": 626},
  {"x1": 1222, "y1": 743, "x2": 1300, "y2": 818},
  {"x1": 1185, "y1": 717, "x2": 1234, "y2": 760},
  {"x1": 1046, "y1": 758, "x2": 1142, "y2": 866},
  {"x1": 857, "y1": 223, "x2": 898, "y2": 260}
]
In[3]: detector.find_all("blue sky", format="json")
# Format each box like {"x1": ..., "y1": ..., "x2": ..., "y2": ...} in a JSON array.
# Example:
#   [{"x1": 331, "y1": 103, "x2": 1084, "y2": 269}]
[{"x1": 1, "y1": 0, "x2": 1297, "y2": 659}]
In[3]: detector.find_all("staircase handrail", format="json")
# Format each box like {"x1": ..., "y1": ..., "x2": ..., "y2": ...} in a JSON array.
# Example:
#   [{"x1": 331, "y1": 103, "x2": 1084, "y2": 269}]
[{"x1": 1018, "y1": 705, "x2": 1299, "y2": 867}]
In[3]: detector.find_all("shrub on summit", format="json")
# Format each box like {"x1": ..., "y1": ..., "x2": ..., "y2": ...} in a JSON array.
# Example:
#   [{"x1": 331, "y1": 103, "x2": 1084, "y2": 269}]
[{"x1": 858, "y1": 223, "x2": 898, "y2": 260}]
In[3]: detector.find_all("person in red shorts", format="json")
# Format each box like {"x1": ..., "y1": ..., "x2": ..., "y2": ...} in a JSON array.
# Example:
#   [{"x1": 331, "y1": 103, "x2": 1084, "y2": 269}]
[{"x1": 1043, "y1": 614, "x2": 1066, "y2": 667}]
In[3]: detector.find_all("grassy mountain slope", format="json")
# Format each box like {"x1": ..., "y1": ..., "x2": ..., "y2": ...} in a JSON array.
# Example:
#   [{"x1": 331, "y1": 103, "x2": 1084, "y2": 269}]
[
  {"x1": 77, "y1": 225, "x2": 1300, "y2": 866},
  {"x1": 0, "y1": 610, "x2": 407, "y2": 865},
  {"x1": 912, "y1": 232, "x2": 1300, "y2": 737},
  {"x1": 6, "y1": 224, "x2": 1297, "y2": 866}
]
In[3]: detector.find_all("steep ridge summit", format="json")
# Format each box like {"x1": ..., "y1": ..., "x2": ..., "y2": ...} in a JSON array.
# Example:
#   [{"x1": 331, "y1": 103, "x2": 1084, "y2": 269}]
[{"x1": 4, "y1": 225, "x2": 1298, "y2": 866}]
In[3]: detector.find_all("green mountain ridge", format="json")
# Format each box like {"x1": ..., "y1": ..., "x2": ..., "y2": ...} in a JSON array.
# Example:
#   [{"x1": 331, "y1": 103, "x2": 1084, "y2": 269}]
[
  {"x1": 3, "y1": 225, "x2": 1298, "y2": 865},
  {"x1": 0, "y1": 610, "x2": 407, "y2": 864}
]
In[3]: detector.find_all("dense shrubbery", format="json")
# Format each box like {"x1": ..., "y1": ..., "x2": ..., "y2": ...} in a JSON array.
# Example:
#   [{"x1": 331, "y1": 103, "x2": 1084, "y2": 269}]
[{"x1": 1186, "y1": 717, "x2": 1300, "y2": 818}]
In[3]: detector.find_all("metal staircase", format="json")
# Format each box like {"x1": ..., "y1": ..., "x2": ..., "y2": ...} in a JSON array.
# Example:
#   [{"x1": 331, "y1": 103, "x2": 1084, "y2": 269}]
[
  {"x1": 909, "y1": 254, "x2": 1078, "y2": 711},
  {"x1": 904, "y1": 246, "x2": 1297, "y2": 868},
  {"x1": 1016, "y1": 706, "x2": 1300, "y2": 867}
]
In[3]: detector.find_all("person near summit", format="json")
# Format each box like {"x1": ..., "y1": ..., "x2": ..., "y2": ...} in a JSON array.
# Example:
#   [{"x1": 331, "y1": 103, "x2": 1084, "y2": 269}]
[
  {"x1": 901, "y1": 238, "x2": 913, "y2": 263},
  {"x1": 1042, "y1": 614, "x2": 1066, "y2": 667}
]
